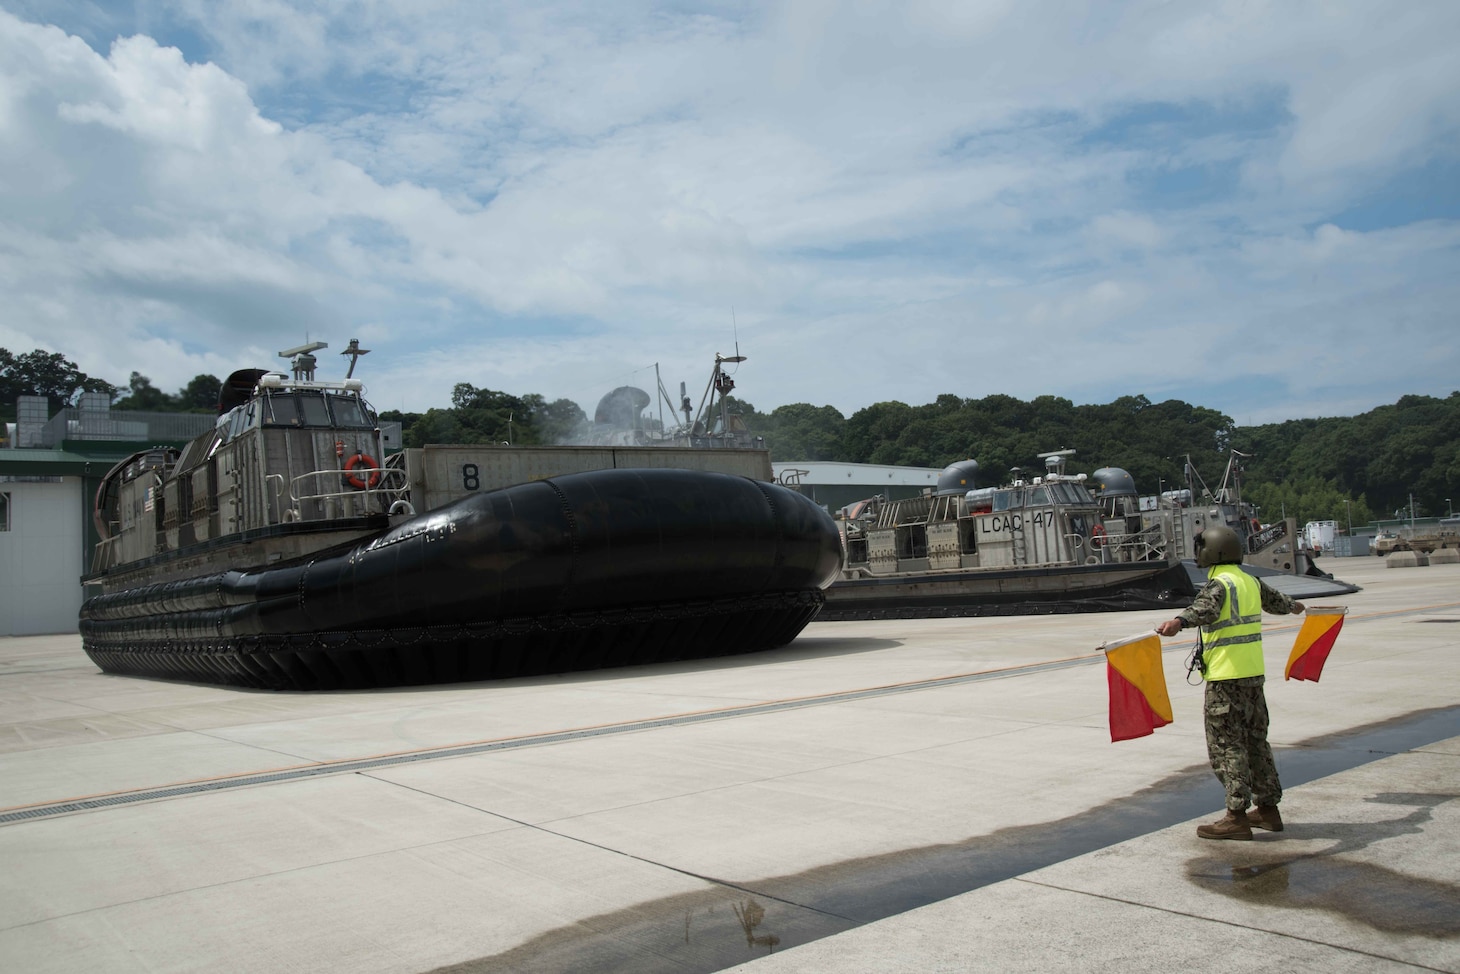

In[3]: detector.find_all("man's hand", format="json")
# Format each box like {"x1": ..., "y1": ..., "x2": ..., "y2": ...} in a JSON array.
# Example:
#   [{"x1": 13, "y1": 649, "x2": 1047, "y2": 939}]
[{"x1": 1155, "y1": 618, "x2": 1183, "y2": 637}]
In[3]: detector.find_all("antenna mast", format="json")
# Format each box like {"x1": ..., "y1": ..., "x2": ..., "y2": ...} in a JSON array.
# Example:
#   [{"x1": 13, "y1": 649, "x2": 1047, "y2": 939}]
[
  {"x1": 279, "y1": 341, "x2": 328, "y2": 382},
  {"x1": 340, "y1": 338, "x2": 371, "y2": 379}
]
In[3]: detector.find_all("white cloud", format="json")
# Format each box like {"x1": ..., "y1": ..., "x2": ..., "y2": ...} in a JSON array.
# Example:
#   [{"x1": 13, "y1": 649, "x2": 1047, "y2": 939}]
[
  {"x1": 0, "y1": 1, "x2": 1456, "y2": 430},
  {"x1": 1087, "y1": 211, "x2": 1165, "y2": 251}
]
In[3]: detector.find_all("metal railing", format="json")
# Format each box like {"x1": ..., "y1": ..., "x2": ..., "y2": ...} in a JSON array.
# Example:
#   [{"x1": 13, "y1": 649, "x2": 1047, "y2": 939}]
[{"x1": 284, "y1": 467, "x2": 410, "y2": 522}]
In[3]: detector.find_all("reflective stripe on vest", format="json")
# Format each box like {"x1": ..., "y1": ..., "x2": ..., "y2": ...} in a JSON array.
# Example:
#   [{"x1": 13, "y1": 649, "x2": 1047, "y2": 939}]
[{"x1": 1201, "y1": 565, "x2": 1264, "y2": 681}]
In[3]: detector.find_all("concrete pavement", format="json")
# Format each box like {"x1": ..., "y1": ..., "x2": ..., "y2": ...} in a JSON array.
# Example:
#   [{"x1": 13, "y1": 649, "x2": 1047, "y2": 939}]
[
  {"x1": 725, "y1": 733, "x2": 1460, "y2": 973},
  {"x1": 1, "y1": 555, "x2": 1457, "y2": 972}
]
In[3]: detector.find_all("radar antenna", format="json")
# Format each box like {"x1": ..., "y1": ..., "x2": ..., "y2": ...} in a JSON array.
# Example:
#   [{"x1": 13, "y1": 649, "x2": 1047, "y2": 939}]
[{"x1": 278, "y1": 341, "x2": 328, "y2": 382}]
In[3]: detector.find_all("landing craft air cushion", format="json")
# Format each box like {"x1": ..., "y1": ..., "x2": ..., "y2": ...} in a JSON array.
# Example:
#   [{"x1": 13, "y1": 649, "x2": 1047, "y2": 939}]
[{"x1": 80, "y1": 342, "x2": 843, "y2": 690}]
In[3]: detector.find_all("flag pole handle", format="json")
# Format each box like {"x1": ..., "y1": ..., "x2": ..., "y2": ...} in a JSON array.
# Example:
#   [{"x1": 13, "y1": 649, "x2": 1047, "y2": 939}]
[{"x1": 1099, "y1": 630, "x2": 1162, "y2": 654}]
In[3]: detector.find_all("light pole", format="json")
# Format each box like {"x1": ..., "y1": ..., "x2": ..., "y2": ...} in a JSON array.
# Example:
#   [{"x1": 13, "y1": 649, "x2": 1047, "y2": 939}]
[
  {"x1": 1344, "y1": 498, "x2": 1352, "y2": 537},
  {"x1": 1448, "y1": 498, "x2": 1454, "y2": 518}
]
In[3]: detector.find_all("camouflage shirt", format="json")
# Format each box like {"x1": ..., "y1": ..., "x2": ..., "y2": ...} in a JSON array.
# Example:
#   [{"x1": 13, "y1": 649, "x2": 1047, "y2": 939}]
[{"x1": 1176, "y1": 574, "x2": 1297, "y2": 630}]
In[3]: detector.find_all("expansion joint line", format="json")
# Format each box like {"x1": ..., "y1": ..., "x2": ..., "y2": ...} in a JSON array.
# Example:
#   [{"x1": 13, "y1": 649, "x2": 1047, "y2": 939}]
[
  {"x1": 1014, "y1": 877, "x2": 1450, "y2": 973},
  {"x1": 364, "y1": 773, "x2": 858, "y2": 924}
]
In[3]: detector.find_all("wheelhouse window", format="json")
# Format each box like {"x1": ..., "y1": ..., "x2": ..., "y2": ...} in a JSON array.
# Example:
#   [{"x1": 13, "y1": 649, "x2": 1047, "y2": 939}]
[
  {"x1": 1028, "y1": 486, "x2": 1051, "y2": 507},
  {"x1": 993, "y1": 489, "x2": 1024, "y2": 512},
  {"x1": 263, "y1": 392, "x2": 330, "y2": 427},
  {"x1": 265, "y1": 393, "x2": 300, "y2": 426},
  {"x1": 0, "y1": 491, "x2": 9, "y2": 532},
  {"x1": 1055, "y1": 484, "x2": 1091, "y2": 505},
  {"x1": 228, "y1": 406, "x2": 250, "y2": 440},
  {"x1": 328, "y1": 395, "x2": 372, "y2": 428},
  {"x1": 299, "y1": 393, "x2": 331, "y2": 426},
  {"x1": 263, "y1": 391, "x2": 375, "y2": 428}
]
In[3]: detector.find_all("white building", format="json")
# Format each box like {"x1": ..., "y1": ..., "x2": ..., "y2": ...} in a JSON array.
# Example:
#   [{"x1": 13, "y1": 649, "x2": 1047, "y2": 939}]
[
  {"x1": 1, "y1": 396, "x2": 217, "y2": 636},
  {"x1": 771, "y1": 460, "x2": 946, "y2": 513},
  {"x1": 0, "y1": 473, "x2": 86, "y2": 635}
]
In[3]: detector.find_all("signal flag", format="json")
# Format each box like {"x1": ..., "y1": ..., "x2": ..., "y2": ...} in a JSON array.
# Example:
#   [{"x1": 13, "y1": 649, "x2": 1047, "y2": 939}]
[
  {"x1": 1285, "y1": 606, "x2": 1348, "y2": 682},
  {"x1": 1102, "y1": 631, "x2": 1174, "y2": 742}
]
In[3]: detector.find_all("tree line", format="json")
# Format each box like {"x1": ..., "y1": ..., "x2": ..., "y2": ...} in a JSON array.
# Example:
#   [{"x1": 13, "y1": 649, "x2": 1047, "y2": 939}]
[
  {"x1": 731, "y1": 391, "x2": 1459, "y2": 529},
  {"x1": 0, "y1": 348, "x2": 221, "y2": 416},
  {"x1": 4, "y1": 345, "x2": 1455, "y2": 529},
  {"x1": 0, "y1": 346, "x2": 588, "y2": 449},
  {"x1": 376, "y1": 383, "x2": 588, "y2": 449}
]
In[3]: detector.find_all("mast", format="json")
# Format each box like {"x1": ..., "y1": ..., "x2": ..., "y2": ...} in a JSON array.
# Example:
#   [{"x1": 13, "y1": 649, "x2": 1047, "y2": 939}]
[{"x1": 279, "y1": 341, "x2": 328, "y2": 382}]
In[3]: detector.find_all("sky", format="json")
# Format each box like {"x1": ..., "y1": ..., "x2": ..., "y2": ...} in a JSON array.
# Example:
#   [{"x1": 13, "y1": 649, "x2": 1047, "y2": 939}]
[{"x1": 1, "y1": 1, "x2": 1458, "y2": 428}]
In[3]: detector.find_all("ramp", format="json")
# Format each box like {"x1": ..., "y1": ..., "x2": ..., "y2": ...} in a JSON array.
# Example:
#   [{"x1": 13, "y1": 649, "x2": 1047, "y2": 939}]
[{"x1": 1182, "y1": 560, "x2": 1362, "y2": 599}]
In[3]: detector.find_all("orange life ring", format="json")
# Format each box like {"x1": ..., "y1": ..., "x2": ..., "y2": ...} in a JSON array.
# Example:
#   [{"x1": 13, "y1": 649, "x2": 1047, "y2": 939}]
[
  {"x1": 1090, "y1": 523, "x2": 1107, "y2": 547},
  {"x1": 344, "y1": 453, "x2": 381, "y2": 490}
]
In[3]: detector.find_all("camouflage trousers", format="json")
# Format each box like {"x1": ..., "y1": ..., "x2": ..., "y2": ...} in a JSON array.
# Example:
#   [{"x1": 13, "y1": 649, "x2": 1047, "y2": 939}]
[{"x1": 1205, "y1": 675, "x2": 1282, "y2": 813}]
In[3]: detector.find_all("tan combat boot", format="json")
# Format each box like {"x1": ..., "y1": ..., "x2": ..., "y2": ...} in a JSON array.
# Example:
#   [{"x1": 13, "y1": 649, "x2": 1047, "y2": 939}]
[
  {"x1": 1196, "y1": 809, "x2": 1253, "y2": 840},
  {"x1": 1247, "y1": 804, "x2": 1283, "y2": 832}
]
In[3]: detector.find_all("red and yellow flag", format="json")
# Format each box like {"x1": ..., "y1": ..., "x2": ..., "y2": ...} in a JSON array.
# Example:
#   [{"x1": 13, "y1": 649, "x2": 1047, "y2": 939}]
[
  {"x1": 1103, "y1": 632, "x2": 1174, "y2": 742},
  {"x1": 1285, "y1": 606, "x2": 1347, "y2": 682}
]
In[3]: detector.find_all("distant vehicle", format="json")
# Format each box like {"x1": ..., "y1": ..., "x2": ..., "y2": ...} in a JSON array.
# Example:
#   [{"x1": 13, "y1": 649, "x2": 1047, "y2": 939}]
[
  {"x1": 1304, "y1": 520, "x2": 1337, "y2": 555},
  {"x1": 1372, "y1": 529, "x2": 1402, "y2": 555},
  {"x1": 1373, "y1": 519, "x2": 1460, "y2": 555}
]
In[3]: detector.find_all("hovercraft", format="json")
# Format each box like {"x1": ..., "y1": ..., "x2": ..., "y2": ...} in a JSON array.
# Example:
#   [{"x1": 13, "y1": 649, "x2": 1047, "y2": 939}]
[{"x1": 81, "y1": 345, "x2": 842, "y2": 690}]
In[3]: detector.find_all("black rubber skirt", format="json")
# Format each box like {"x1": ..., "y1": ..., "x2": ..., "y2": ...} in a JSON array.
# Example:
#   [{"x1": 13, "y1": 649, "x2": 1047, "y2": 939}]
[{"x1": 80, "y1": 468, "x2": 844, "y2": 690}]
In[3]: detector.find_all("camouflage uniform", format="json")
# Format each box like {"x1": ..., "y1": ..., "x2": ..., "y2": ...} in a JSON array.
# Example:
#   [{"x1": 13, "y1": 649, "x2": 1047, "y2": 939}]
[{"x1": 1177, "y1": 577, "x2": 1297, "y2": 813}]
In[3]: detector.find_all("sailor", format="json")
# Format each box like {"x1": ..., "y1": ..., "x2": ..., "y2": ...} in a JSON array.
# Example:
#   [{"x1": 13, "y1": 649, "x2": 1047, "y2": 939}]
[{"x1": 1155, "y1": 525, "x2": 1305, "y2": 840}]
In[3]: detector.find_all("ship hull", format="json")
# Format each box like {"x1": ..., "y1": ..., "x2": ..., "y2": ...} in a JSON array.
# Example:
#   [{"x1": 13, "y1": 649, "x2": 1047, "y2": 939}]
[
  {"x1": 80, "y1": 468, "x2": 843, "y2": 689},
  {"x1": 818, "y1": 561, "x2": 1196, "y2": 621}
]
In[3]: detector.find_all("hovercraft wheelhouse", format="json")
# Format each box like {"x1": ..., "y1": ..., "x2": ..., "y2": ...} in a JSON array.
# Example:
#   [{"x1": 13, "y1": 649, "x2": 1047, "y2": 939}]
[{"x1": 88, "y1": 348, "x2": 408, "y2": 592}]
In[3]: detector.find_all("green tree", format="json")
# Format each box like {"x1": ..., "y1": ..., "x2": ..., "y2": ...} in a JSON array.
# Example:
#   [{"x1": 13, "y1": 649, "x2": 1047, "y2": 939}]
[
  {"x1": 404, "y1": 407, "x2": 468, "y2": 447},
  {"x1": 390, "y1": 383, "x2": 590, "y2": 448},
  {"x1": 0, "y1": 347, "x2": 116, "y2": 419},
  {"x1": 530, "y1": 396, "x2": 589, "y2": 444},
  {"x1": 448, "y1": 382, "x2": 526, "y2": 443},
  {"x1": 113, "y1": 372, "x2": 176, "y2": 411},
  {"x1": 1239, "y1": 392, "x2": 1458, "y2": 524},
  {"x1": 754, "y1": 403, "x2": 846, "y2": 461},
  {"x1": 842, "y1": 401, "x2": 916, "y2": 463},
  {"x1": 178, "y1": 374, "x2": 224, "y2": 413},
  {"x1": 377, "y1": 409, "x2": 425, "y2": 447},
  {"x1": 108, "y1": 372, "x2": 226, "y2": 413}
]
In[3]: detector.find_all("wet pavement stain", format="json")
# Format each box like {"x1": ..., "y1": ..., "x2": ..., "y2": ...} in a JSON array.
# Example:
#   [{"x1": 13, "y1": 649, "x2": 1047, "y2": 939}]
[
  {"x1": 423, "y1": 886, "x2": 846, "y2": 974},
  {"x1": 1188, "y1": 854, "x2": 1460, "y2": 937},
  {"x1": 424, "y1": 705, "x2": 1460, "y2": 974},
  {"x1": 1186, "y1": 791, "x2": 1460, "y2": 937}
]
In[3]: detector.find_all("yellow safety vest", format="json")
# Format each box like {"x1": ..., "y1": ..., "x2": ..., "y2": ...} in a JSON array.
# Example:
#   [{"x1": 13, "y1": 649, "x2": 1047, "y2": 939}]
[{"x1": 1201, "y1": 564, "x2": 1264, "y2": 681}]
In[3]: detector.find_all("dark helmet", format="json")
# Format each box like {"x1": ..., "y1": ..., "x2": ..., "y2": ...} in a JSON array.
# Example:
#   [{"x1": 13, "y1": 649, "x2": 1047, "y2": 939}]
[{"x1": 1194, "y1": 525, "x2": 1244, "y2": 568}]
